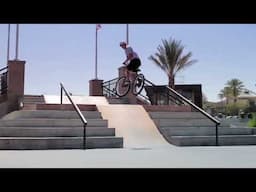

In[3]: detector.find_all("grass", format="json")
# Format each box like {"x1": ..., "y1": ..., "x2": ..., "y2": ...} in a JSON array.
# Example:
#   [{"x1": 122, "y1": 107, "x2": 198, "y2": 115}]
[{"x1": 248, "y1": 113, "x2": 256, "y2": 127}]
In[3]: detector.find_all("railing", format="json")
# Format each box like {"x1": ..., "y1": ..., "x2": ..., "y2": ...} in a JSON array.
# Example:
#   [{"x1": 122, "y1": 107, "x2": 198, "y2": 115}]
[
  {"x1": 142, "y1": 78, "x2": 185, "y2": 105},
  {"x1": 102, "y1": 76, "x2": 186, "y2": 105},
  {"x1": 102, "y1": 77, "x2": 120, "y2": 98},
  {"x1": 164, "y1": 85, "x2": 221, "y2": 146},
  {"x1": 138, "y1": 79, "x2": 220, "y2": 145},
  {"x1": 0, "y1": 67, "x2": 8, "y2": 95},
  {"x1": 60, "y1": 83, "x2": 88, "y2": 149}
]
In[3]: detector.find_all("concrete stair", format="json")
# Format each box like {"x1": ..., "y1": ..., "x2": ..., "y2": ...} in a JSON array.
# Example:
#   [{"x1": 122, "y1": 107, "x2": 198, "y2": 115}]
[
  {"x1": 0, "y1": 107, "x2": 123, "y2": 149},
  {"x1": 149, "y1": 111, "x2": 256, "y2": 146},
  {"x1": 22, "y1": 95, "x2": 45, "y2": 104},
  {"x1": 21, "y1": 95, "x2": 45, "y2": 110},
  {"x1": 0, "y1": 137, "x2": 123, "y2": 150}
]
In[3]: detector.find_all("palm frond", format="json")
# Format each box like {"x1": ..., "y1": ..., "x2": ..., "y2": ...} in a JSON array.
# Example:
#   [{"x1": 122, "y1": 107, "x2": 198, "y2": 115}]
[{"x1": 148, "y1": 37, "x2": 197, "y2": 86}]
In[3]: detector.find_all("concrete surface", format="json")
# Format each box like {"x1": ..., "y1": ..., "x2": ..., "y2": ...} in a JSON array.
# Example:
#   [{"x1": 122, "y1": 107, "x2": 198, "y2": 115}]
[
  {"x1": 97, "y1": 105, "x2": 168, "y2": 148},
  {"x1": 44, "y1": 95, "x2": 109, "y2": 105},
  {"x1": 1, "y1": 145, "x2": 256, "y2": 168}
]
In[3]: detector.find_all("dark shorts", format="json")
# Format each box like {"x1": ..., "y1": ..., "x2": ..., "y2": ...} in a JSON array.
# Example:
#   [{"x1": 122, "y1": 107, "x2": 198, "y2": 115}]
[{"x1": 126, "y1": 58, "x2": 141, "y2": 72}]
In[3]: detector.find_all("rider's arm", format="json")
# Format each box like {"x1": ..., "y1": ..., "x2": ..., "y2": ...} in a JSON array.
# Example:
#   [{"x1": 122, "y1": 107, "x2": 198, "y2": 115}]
[{"x1": 123, "y1": 53, "x2": 133, "y2": 65}]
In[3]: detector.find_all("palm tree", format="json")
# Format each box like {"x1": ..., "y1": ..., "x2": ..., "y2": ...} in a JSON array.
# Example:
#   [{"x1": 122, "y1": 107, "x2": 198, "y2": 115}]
[
  {"x1": 218, "y1": 86, "x2": 232, "y2": 105},
  {"x1": 226, "y1": 78, "x2": 244, "y2": 103},
  {"x1": 148, "y1": 37, "x2": 197, "y2": 88}
]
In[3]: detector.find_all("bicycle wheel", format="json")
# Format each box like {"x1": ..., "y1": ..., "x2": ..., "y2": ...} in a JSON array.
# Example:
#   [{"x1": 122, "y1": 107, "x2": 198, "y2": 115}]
[
  {"x1": 132, "y1": 73, "x2": 145, "y2": 95},
  {"x1": 115, "y1": 76, "x2": 131, "y2": 97}
]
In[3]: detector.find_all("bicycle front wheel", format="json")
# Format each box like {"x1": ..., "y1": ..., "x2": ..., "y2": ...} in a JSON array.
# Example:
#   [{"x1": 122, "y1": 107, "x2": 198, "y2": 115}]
[
  {"x1": 115, "y1": 76, "x2": 131, "y2": 97},
  {"x1": 132, "y1": 73, "x2": 145, "y2": 95}
]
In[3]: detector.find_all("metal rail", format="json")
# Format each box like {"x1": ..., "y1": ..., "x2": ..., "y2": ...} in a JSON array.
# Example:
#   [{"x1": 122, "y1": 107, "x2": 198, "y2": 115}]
[{"x1": 60, "y1": 83, "x2": 87, "y2": 149}]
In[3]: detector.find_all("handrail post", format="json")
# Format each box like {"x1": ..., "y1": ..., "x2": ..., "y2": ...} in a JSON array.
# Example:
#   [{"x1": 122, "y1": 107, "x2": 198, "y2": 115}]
[
  {"x1": 60, "y1": 87, "x2": 63, "y2": 104},
  {"x1": 216, "y1": 124, "x2": 219, "y2": 146},
  {"x1": 83, "y1": 124, "x2": 86, "y2": 149}
]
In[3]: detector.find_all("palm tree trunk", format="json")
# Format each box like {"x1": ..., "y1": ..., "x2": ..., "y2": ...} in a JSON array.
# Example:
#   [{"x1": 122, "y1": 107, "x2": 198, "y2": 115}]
[{"x1": 168, "y1": 76, "x2": 175, "y2": 89}]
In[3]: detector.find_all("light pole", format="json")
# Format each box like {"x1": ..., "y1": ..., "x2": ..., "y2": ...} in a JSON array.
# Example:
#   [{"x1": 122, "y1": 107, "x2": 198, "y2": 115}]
[
  {"x1": 15, "y1": 24, "x2": 19, "y2": 60},
  {"x1": 7, "y1": 24, "x2": 10, "y2": 64}
]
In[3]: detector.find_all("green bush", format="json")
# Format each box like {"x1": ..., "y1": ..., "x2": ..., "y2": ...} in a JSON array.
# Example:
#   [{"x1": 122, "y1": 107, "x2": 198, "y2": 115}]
[{"x1": 248, "y1": 113, "x2": 256, "y2": 127}]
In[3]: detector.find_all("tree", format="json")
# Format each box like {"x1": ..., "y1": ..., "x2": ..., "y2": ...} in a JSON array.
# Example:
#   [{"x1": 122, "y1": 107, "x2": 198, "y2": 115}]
[
  {"x1": 226, "y1": 78, "x2": 244, "y2": 103},
  {"x1": 148, "y1": 37, "x2": 197, "y2": 88},
  {"x1": 218, "y1": 86, "x2": 232, "y2": 104}
]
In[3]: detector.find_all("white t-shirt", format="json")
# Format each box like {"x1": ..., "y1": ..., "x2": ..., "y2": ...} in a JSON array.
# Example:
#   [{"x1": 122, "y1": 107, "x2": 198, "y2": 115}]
[{"x1": 125, "y1": 47, "x2": 139, "y2": 60}]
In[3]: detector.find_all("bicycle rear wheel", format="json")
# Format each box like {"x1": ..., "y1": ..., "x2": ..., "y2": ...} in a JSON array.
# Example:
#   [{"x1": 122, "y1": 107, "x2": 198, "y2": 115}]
[
  {"x1": 115, "y1": 76, "x2": 131, "y2": 97},
  {"x1": 132, "y1": 73, "x2": 145, "y2": 95}
]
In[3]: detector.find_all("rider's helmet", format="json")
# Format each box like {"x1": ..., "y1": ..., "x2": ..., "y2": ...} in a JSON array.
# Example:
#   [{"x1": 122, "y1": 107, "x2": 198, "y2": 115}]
[{"x1": 119, "y1": 41, "x2": 127, "y2": 46}]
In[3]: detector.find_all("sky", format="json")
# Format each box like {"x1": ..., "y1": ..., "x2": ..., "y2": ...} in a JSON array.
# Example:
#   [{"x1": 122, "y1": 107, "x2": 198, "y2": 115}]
[{"x1": 0, "y1": 24, "x2": 255, "y2": 102}]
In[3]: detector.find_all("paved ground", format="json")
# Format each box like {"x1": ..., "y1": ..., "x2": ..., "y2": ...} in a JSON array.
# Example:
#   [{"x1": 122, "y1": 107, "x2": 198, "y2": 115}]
[{"x1": 1, "y1": 145, "x2": 256, "y2": 168}]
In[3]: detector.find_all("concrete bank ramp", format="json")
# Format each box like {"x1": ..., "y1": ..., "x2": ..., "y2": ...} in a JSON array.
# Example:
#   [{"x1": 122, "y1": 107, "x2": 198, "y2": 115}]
[{"x1": 97, "y1": 105, "x2": 170, "y2": 148}]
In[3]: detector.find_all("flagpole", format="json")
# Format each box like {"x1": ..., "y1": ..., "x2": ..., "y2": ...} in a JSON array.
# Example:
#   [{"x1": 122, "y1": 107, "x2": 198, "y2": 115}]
[
  {"x1": 15, "y1": 24, "x2": 19, "y2": 60},
  {"x1": 95, "y1": 25, "x2": 98, "y2": 79},
  {"x1": 7, "y1": 24, "x2": 10, "y2": 64},
  {"x1": 126, "y1": 24, "x2": 129, "y2": 44}
]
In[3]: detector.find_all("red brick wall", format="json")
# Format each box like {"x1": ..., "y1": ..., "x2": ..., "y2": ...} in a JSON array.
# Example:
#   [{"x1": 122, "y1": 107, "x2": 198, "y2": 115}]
[
  {"x1": 7, "y1": 60, "x2": 25, "y2": 96},
  {"x1": 89, "y1": 79, "x2": 103, "y2": 96}
]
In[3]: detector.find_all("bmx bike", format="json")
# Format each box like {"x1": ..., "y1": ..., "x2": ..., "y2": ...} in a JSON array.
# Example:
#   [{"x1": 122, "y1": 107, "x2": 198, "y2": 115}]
[{"x1": 115, "y1": 68, "x2": 145, "y2": 97}]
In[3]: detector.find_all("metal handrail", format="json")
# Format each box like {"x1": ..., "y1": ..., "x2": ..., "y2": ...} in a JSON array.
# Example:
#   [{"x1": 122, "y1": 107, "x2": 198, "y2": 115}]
[
  {"x1": 143, "y1": 78, "x2": 184, "y2": 105},
  {"x1": 0, "y1": 66, "x2": 8, "y2": 73},
  {"x1": 102, "y1": 77, "x2": 120, "y2": 97},
  {"x1": 60, "y1": 83, "x2": 87, "y2": 149},
  {"x1": 134, "y1": 76, "x2": 220, "y2": 145},
  {"x1": 165, "y1": 85, "x2": 221, "y2": 146}
]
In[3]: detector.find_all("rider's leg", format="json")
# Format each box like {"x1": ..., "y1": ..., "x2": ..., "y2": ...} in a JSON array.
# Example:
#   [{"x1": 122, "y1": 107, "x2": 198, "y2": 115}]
[{"x1": 125, "y1": 64, "x2": 132, "y2": 81}]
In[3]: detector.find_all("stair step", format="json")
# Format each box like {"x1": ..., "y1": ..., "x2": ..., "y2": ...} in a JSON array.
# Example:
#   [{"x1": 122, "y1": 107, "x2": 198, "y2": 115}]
[
  {"x1": 155, "y1": 118, "x2": 217, "y2": 127},
  {"x1": 143, "y1": 105, "x2": 192, "y2": 112},
  {"x1": 0, "y1": 127, "x2": 115, "y2": 137},
  {"x1": 36, "y1": 104, "x2": 97, "y2": 111},
  {"x1": 3, "y1": 110, "x2": 102, "y2": 119},
  {"x1": 149, "y1": 112, "x2": 206, "y2": 119},
  {"x1": 160, "y1": 127, "x2": 253, "y2": 136},
  {"x1": 22, "y1": 95, "x2": 45, "y2": 103},
  {"x1": 170, "y1": 135, "x2": 256, "y2": 146},
  {"x1": 0, "y1": 119, "x2": 108, "y2": 127},
  {"x1": 0, "y1": 136, "x2": 123, "y2": 149}
]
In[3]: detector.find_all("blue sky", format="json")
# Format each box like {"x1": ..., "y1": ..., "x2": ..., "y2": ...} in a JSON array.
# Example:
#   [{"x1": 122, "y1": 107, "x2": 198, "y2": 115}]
[{"x1": 0, "y1": 24, "x2": 255, "y2": 102}]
